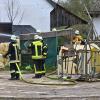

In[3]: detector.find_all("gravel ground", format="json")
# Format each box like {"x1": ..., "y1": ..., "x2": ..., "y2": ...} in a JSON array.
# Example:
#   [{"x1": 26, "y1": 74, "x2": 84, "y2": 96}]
[{"x1": 0, "y1": 71, "x2": 100, "y2": 100}]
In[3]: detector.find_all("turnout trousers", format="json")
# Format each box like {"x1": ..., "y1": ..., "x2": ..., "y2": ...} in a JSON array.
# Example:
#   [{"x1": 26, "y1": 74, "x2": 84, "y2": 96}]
[
  {"x1": 10, "y1": 62, "x2": 20, "y2": 80},
  {"x1": 33, "y1": 59, "x2": 46, "y2": 78}
]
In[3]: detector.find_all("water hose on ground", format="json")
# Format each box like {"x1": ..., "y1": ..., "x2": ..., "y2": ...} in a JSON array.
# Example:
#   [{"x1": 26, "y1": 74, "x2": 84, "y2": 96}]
[
  {"x1": 16, "y1": 63, "x2": 77, "y2": 85},
  {"x1": 45, "y1": 70, "x2": 77, "y2": 83}
]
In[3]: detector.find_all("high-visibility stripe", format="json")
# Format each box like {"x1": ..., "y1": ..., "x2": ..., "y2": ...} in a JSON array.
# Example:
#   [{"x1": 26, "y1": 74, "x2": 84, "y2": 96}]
[
  {"x1": 43, "y1": 46, "x2": 47, "y2": 48},
  {"x1": 43, "y1": 53, "x2": 47, "y2": 55},
  {"x1": 13, "y1": 44, "x2": 19, "y2": 61},
  {"x1": 32, "y1": 41, "x2": 43, "y2": 58},
  {"x1": 16, "y1": 63, "x2": 22, "y2": 79},
  {"x1": 10, "y1": 70, "x2": 15, "y2": 73},
  {"x1": 9, "y1": 60, "x2": 20, "y2": 63},
  {"x1": 16, "y1": 71, "x2": 19, "y2": 73},
  {"x1": 34, "y1": 64, "x2": 46, "y2": 74},
  {"x1": 32, "y1": 56, "x2": 43, "y2": 59},
  {"x1": 35, "y1": 71, "x2": 46, "y2": 74},
  {"x1": 34, "y1": 64, "x2": 36, "y2": 73}
]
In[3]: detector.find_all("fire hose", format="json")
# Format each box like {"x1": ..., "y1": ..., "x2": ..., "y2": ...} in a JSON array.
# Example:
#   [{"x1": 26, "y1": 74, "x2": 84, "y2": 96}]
[{"x1": 15, "y1": 63, "x2": 77, "y2": 85}]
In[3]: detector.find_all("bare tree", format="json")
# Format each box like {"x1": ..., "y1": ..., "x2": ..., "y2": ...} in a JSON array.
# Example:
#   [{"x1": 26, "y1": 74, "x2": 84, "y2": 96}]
[{"x1": 6, "y1": 0, "x2": 24, "y2": 25}]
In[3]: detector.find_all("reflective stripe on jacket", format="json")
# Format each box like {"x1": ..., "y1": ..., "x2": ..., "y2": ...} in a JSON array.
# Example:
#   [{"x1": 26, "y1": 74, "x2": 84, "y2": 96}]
[{"x1": 31, "y1": 40, "x2": 43, "y2": 59}]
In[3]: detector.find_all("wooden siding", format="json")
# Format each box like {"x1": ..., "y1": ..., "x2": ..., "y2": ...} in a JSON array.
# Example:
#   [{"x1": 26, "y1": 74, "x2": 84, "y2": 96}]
[{"x1": 50, "y1": 5, "x2": 87, "y2": 30}]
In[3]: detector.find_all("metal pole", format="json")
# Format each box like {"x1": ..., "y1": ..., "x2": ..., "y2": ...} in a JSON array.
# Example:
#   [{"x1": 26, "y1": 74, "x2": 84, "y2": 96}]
[
  {"x1": 85, "y1": 40, "x2": 87, "y2": 76},
  {"x1": 55, "y1": 30, "x2": 59, "y2": 77},
  {"x1": 61, "y1": 53, "x2": 63, "y2": 78},
  {"x1": 81, "y1": 0, "x2": 98, "y2": 39}
]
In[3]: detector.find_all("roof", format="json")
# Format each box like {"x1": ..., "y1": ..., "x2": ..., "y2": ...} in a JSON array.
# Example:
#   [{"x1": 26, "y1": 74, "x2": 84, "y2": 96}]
[
  {"x1": 20, "y1": 29, "x2": 73, "y2": 40},
  {"x1": 89, "y1": 0, "x2": 100, "y2": 15},
  {"x1": 46, "y1": 0, "x2": 56, "y2": 7},
  {"x1": 0, "y1": 33, "x2": 11, "y2": 42},
  {"x1": 47, "y1": 0, "x2": 87, "y2": 23},
  {"x1": 12, "y1": 25, "x2": 36, "y2": 35},
  {"x1": 0, "y1": 23, "x2": 12, "y2": 33}
]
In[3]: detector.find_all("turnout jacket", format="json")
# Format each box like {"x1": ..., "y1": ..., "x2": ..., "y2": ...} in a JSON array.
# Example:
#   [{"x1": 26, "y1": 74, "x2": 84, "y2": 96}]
[
  {"x1": 5, "y1": 41, "x2": 19, "y2": 61},
  {"x1": 29, "y1": 40, "x2": 48, "y2": 59}
]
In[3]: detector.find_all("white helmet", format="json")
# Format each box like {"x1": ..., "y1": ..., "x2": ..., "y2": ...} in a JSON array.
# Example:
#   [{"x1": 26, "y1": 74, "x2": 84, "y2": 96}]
[
  {"x1": 36, "y1": 30, "x2": 41, "y2": 33},
  {"x1": 39, "y1": 36, "x2": 43, "y2": 40},
  {"x1": 75, "y1": 30, "x2": 79, "y2": 35},
  {"x1": 34, "y1": 35, "x2": 40, "y2": 40},
  {"x1": 52, "y1": 28, "x2": 56, "y2": 31},
  {"x1": 11, "y1": 35, "x2": 17, "y2": 40}
]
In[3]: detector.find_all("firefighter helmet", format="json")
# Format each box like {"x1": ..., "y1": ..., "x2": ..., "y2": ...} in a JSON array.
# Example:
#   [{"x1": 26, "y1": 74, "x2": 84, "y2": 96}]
[
  {"x1": 34, "y1": 35, "x2": 40, "y2": 40},
  {"x1": 11, "y1": 35, "x2": 17, "y2": 40},
  {"x1": 36, "y1": 30, "x2": 41, "y2": 33},
  {"x1": 75, "y1": 30, "x2": 79, "y2": 35},
  {"x1": 39, "y1": 36, "x2": 43, "y2": 40}
]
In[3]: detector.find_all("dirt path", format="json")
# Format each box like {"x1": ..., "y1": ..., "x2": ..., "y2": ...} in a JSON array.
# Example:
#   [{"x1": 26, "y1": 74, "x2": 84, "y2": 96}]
[{"x1": 0, "y1": 71, "x2": 100, "y2": 100}]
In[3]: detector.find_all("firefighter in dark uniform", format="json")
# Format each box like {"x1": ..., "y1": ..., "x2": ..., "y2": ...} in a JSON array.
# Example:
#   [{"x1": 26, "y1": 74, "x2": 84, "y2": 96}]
[
  {"x1": 4, "y1": 35, "x2": 20, "y2": 80},
  {"x1": 29, "y1": 35, "x2": 48, "y2": 78}
]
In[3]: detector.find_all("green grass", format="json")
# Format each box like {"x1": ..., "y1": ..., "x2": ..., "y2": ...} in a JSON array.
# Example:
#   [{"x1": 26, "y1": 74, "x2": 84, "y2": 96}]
[
  {"x1": 5, "y1": 63, "x2": 57, "y2": 74},
  {"x1": 46, "y1": 66, "x2": 57, "y2": 73}
]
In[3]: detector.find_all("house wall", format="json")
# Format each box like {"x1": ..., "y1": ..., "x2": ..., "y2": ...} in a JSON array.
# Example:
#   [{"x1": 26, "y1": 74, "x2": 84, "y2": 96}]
[
  {"x1": 93, "y1": 16, "x2": 100, "y2": 35},
  {"x1": 50, "y1": 5, "x2": 87, "y2": 30},
  {"x1": 0, "y1": 0, "x2": 54, "y2": 32}
]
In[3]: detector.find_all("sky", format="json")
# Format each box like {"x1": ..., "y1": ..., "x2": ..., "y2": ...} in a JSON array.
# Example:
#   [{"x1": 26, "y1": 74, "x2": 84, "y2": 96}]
[
  {"x1": 0, "y1": 0, "x2": 66, "y2": 22},
  {"x1": 0, "y1": 0, "x2": 35, "y2": 22},
  {"x1": 0, "y1": 0, "x2": 66, "y2": 32}
]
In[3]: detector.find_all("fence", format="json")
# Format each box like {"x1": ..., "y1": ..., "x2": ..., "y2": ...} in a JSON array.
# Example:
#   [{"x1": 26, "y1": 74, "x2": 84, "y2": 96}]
[
  {"x1": 20, "y1": 29, "x2": 73, "y2": 68},
  {"x1": 58, "y1": 43, "x2": 100, "y2": 79}
]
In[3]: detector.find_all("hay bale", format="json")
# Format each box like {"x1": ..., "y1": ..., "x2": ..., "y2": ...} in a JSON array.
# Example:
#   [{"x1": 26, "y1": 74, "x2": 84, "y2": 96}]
[
  {"x1": 0, "y1": 43, "x2": 9, "y2": 54},
  {"x1": 0, "y1": 43, "x2": 9, "y2": 69},
  {"x1": 0, "y1": 62, "x2": 5, "y2": 69}
]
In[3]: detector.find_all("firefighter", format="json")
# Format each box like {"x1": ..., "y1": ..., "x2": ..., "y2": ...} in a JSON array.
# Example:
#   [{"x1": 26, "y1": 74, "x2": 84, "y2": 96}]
[
  {"x1": 72, "y1": 30, "x2": 84, "y2": 45},
  {"x1": 29, "y1": 35, "x2": 48, "y2": 78},
  {"x1": 4, "y1": 35, "x2": 20, "y2": 80}
]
